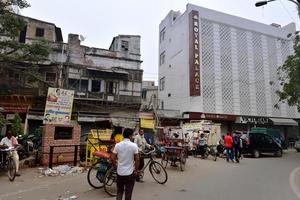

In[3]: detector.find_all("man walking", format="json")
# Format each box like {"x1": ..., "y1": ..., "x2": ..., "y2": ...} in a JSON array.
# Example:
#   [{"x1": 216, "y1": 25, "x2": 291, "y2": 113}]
[
  {"x1": 134, "y1": 129, "x2": 151, "y2": 182},
  {"x1": 233, "y1": 132, "x2": 243, "y2": 163},
  {"x1": 224, "y1": 132, "x2": 234, "y2": 162},
  {"x1": 112, "y1": 128, "x2": 139, "y2": 200}
]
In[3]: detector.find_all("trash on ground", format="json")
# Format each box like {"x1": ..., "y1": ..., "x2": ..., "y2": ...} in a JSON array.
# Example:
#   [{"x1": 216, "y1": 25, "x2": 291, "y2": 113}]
[{"x1": 41, "y1": 165, "x2": 83, "y2": 177}]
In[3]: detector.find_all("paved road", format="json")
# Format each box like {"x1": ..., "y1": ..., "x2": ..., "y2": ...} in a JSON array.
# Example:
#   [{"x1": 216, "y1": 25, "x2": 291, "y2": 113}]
[{"x1": 1, "y1": 150, "x2": 300, "y2": 200}]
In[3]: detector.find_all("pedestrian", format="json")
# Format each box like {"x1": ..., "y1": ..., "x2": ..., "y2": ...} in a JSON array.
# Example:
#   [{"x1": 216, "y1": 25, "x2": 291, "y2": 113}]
[
  {"x1": 111, "y1": 128, "x2": 139, "y2": 200},
  {"x1": 224, "y1": 132, "x2": 234, "y2": 162},
  {"x1": 233, "y1": 132, "x2": 243, "y2": 163},
  {"x1": 134, "y1": 129, "x2": 151, "y2": 182}
]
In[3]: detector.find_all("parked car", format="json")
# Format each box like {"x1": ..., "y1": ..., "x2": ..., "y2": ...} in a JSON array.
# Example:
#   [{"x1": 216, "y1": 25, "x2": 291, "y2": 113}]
[
  {"x1": 243, "y1": 132, "x2": 282, "y2": 158},
  {"x1": 294, "y1": 139, "x2": 300, "y2": 152}
]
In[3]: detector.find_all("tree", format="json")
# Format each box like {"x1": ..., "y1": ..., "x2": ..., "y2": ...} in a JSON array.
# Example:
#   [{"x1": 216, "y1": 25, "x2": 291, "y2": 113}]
[
  {"x1": 0, "y1": 112, "x2": 7, "y2": 128},
  {"x1": 0, "y1": 0, "x2": 51, "y2": 91},
  {"x1": 275, "y1": 34, "x2": 300, "y2": 111},
  {"x1": 11, "y1": 113, "x2": 23, "y2": 136}
]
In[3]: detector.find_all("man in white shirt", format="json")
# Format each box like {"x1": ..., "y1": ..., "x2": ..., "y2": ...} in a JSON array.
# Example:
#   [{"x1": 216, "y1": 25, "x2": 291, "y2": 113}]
[
  {"x1": 134, "y1": 129, "x2": 151, "y2": 182},
  {"x1": 112, "y1": 128, "x2": 139, "y2": 200},
  {"x1": 0, "y1": 130, "x2": 20, "y2": 176}
]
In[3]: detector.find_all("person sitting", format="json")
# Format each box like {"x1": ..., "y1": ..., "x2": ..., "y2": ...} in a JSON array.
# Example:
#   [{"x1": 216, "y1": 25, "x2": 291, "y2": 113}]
[{"x1": 0, "y1": 131, "x2": 20, "y2": 176}]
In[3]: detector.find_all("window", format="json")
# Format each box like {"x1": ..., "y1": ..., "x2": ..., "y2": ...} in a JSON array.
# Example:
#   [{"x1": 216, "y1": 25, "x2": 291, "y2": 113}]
[
  {"x1": 45, "y1": 73, "x2": 56, "y2": 82},
  {"x1": 141, "y1": 89, "x2": 147, "y2": 99},
  {"x1": 133, "y1": 73, "x2": 142, "y2": 81},
  {"x1": 54, "y1": 127, "x2": 73, "y2": 140},
  {"x1": 168, "y1": 93, "x2": 171, "y2": 97},
  {"x1": 91, "y1": 80, "x2": 101, "y2": 92},
  {"x1": 161, "y1": 101, "x2": 164, "y2": 110},
  {"x1": 35, "y1": 27, "x2": 45, "y2": 37},
  {"x1": 121, "y1": 40, "x2": 129, "y2": 51},
  {"x1": 159, "y1": 51, "x2": 165, "y2": 65},
  {"x1": 160, "y1": 28, "x2": 166, "y2": 43},
  {"x1": 19, "y1": 25, "x2": 27, "y2": 43},
  {"x1": 106, "y1": 81, "x2": 115, "y2": 94},
  {"x1": 159, "y1": 77, "x2": 165, "y2": 91}
]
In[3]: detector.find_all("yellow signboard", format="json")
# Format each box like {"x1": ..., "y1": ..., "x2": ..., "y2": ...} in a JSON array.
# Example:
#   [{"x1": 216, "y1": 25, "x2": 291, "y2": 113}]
[
  {"x1": 140, "y1": 119, "x2": 155, "y2": 129},
  {"x1": 43, "y1": 87, "x2": 74, "y2": 125}
]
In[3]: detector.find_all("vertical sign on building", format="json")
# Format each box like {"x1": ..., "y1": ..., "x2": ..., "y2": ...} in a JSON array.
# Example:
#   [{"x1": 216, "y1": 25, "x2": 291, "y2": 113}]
[{"x1": 189, "y1": 10, "x2": 201, "y2": 96}]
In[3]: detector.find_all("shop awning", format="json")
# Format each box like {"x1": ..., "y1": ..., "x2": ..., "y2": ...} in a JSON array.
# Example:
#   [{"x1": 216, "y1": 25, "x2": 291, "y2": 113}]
[
  {"x1": 269, "y1": 118, "x2": 299, "y2": 126},
  {"x1": 111, "y1": 118, "x2": 138, "y2": 129}
]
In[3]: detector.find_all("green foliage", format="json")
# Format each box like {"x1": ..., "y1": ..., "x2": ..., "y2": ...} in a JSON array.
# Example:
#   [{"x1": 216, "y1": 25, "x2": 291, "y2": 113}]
[
  {"x1": 276, "y1": 34, "x2": 300, "y2": 111},
  {"x1": 11, "y1": 113, "x2": 23, "y2": 136},
  {"x1": 0, "y1": 113, "x2": 7, "y2": 128},
  {"x1": 34, "y1": 127, "x2": 42, "y2": 138},
  {"x1": 0, "y1": 0, "x2": 51, "y2": 86}
]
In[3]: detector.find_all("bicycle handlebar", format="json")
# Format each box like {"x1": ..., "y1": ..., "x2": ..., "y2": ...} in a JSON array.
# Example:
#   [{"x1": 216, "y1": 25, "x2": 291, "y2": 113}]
[{"x1": 140, "y1": 148, "x2": 156, "y2": 155}]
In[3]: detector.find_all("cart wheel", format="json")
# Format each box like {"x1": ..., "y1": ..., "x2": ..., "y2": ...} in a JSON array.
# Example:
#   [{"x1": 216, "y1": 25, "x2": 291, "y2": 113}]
[
  {"x1": 161, "y1": 153, "x2": 168, "y2": 168},
  {"x1": 180, "y1": 152, "x2": 186, "y2": 171},
  {"x1": 87, "y1": 161, "x2": 104, "y2": 189}
]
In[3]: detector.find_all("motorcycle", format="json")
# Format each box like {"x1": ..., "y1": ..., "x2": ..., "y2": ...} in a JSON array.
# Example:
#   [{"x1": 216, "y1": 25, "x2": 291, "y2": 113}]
[
  {"x1": 16, "y1": 135, "x2": 34, "y2": 160},
  {"x1": 194, "y1": 144, "x2": 217, "y2": 161}
]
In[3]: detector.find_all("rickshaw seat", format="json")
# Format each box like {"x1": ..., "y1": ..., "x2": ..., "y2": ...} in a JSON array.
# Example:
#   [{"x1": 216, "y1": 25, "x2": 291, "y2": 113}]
[{"x1": 93, "y1": 151, "x2": 110, "y2": 159}]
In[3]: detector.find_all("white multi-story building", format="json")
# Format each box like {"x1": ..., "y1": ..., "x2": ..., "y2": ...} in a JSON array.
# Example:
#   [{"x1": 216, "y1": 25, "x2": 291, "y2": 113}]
[{"x1": 159, "y1": 4, "x2": 299, "y2": 137}]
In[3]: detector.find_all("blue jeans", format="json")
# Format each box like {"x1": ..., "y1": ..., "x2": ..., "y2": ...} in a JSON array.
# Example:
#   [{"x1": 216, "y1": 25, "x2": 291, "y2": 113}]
[{"x1": 225, "y1": 148, "x2": 233, "y2": 161}]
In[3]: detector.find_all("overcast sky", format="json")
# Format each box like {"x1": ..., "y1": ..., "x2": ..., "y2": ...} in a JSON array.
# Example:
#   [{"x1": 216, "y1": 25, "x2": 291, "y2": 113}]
[{"x1": 22, "y1": 0, "x2": 300, "y2": 84}]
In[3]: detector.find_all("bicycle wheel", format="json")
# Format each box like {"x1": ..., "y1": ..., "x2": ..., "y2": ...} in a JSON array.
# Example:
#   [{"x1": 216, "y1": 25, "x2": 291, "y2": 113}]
[
  {"x1": 161, "y1": 153, "x2": 168, "y2": 168},
  {"x1": 7, "y1": 157, "x2": 16, "y2": 182},
  {"x1": 179, "y1": 151, "x2": 186, "y2": 171},
  {"x1": 87, "y1": 161, "x2": 104, "y2": 189},
  {"x1": 149, "y1": 161, "x2": 168, "y2": 184},
  {"x1": 104, "y1": 168, "x2": 117, "y2": 197}
]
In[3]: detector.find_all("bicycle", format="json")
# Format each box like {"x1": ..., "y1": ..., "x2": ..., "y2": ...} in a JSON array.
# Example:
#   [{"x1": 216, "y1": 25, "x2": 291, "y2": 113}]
[
  {"x1": 0, "y1": 147, "x2": 17, "y2": 181},
  {"x1": 137, "y1": 148, "x2": 168, "y2": 184},
  {"x1": 86, "y1": 150, "x2": 117, "y2": 197}
]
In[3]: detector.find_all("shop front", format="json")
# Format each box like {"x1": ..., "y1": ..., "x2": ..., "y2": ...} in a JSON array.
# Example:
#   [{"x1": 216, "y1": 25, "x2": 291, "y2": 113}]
[
  {"x1": 183, "y1": 112, "x2": 236, "y2": 135},
  {"x1": 234, "y1": 116, "x2": 299, "y2": 143}
]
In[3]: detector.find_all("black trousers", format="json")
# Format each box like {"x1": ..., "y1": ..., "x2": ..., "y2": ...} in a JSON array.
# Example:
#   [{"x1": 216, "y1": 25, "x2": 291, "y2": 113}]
[{"x1": 117, "y1": 173, "x2": 135, "y2": 200}]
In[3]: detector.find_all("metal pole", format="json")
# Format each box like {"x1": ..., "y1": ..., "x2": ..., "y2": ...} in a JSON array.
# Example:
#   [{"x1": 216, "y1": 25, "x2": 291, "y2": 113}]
[
  {"x1": 58, "y1": 44, "x2": 64, "y2": 88},
  {"x1": 74, "y1": 145, "x2": 78, "y2": 166},
  {"x1": 49, "y1": 146, "x2": 53, "y2": 169}
]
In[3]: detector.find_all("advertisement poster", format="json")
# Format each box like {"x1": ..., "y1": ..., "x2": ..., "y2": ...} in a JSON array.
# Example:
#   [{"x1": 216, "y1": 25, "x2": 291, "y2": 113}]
[{"x1": 43, "y1": 87, "x2": 74, "y2": 125}]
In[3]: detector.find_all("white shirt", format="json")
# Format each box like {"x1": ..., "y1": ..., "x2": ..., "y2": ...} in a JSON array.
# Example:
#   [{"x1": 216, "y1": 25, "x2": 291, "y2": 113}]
[
  {"x1": 0, "y1": 136, "x2": 18, "y2": 148},
  {"x1": 134, "y1": 134, "x2": 151, "y2": 152},
  {"x1": 113, "y1": 138, "x2": 138, "y2": 176}
]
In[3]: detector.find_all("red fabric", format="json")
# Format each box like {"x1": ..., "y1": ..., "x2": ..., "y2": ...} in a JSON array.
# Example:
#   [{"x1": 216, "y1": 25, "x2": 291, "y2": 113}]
[
  {"x1": 93, "y1": 151, "x2": 110, "y2": 159},
  {"x1": 224, "y1": 135, "x2": 233, "y2": 148}
]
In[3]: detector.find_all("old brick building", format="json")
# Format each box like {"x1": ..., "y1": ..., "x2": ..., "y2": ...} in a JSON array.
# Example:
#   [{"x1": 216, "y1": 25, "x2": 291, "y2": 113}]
[{"x1": 0, "y1": 15, "x2": 143, "y2": 136}]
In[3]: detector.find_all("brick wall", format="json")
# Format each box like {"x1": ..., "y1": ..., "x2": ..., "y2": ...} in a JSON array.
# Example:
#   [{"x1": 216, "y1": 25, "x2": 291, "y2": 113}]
[{"x1": 41, "y1": 124, "x2": 81, "y2": 166}]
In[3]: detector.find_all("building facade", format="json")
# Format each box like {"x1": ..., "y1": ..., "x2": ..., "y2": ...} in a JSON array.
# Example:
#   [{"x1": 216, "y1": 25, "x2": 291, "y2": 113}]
[
  {"x1": 159, "y1": 4, "x2": 299, "y2": 138},
  {"x1": 141, "y1": 81, "x2": 158, "y2": 111},
  {"x1": 0, "y1": 15, "x2": 143, "y2": 135}
]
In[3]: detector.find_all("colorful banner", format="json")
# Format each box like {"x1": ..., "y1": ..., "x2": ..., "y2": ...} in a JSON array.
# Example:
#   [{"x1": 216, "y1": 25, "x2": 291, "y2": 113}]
[
  {"x1": 43, "y1": 87, "x2": 74, "y2": 125},
  {"x1": 140, "y1": 119, "x2": 155, "y2": 129}
]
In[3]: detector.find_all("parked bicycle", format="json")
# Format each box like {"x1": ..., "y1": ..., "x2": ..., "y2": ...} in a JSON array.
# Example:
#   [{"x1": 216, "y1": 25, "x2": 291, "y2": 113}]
[{"x1": 0, "y1": 147, "x2": 17, "y2": 181}]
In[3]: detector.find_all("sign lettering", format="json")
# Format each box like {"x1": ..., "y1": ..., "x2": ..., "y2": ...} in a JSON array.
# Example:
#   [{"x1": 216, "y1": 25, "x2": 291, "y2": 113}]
[{"x1": 189, "y1": 10, "x2": 201, "y2": 96}]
